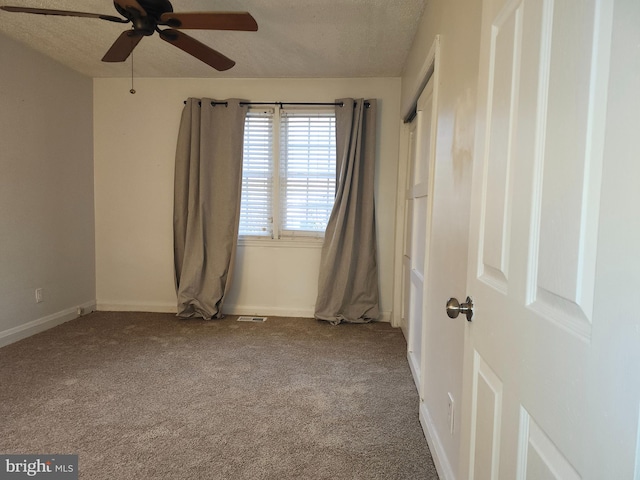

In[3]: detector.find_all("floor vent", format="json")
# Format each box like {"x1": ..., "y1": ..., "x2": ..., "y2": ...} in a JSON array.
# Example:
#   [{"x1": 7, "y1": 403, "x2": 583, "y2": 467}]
[{"x1": 237, "y1": 316, "x2": 268, "y2": 322}]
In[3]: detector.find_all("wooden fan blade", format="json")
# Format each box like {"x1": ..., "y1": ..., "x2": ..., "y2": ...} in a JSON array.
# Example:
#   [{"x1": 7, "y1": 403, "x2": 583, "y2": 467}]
[
  {"x1": 0, "y1": 6, "x2": 128, "y2": 23},
  {"x1": 102, "y1": 30, "x2": 144, "y2": 62},
  {"x1": 159, "y1": 12, "x2": 258, "y2": 31},
  {"x1": 159, "y1": 29, "x2": 235, "y2": 71}
]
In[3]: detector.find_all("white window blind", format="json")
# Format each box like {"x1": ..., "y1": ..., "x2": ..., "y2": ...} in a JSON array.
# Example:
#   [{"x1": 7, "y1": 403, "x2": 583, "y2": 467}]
[
  {"x1": 239, "y1": 109, "x2": 274, "y2": 237},
  {"x1": 239, "y1": 107, "x2": 336, "y2": 239},
  {"x1": 279, "y1": 111, "x2": 336, "y2": 236}
]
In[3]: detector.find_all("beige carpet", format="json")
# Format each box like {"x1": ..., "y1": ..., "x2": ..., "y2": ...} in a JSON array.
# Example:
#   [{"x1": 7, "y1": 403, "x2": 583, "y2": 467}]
[{"x1": 0, "y1": 311, "x2": 438, "y2": 479}]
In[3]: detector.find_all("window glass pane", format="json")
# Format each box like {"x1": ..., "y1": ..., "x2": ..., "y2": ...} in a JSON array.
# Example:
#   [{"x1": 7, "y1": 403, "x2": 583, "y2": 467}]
[
  {"x1": 239, "y1": 110, "x2": 273, "y2": 237},
  {"x1": 280, "y1": 111, "x2": 336, "y2": 236}
]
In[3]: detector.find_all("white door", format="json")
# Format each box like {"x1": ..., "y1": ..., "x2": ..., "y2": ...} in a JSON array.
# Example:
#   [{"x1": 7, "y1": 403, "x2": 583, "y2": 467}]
[
  {"x1": 400, "y1": 118, "x2": 417, "y2": 340},
  {"x1": 403, "y1": 77, "x2": 436, "y2": 388},
  {"x1": 459, "y1": 0, "x2": 639, "y2": 478}
]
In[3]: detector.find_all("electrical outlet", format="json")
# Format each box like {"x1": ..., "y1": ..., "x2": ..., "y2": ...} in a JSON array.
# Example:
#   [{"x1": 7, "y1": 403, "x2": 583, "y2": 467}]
[
  {"x1": 447, "y1": 392, "x2": 455, "y2": 435},
  {"x1": 35, "y1": 288, "x2": 43, "y2": 303}
]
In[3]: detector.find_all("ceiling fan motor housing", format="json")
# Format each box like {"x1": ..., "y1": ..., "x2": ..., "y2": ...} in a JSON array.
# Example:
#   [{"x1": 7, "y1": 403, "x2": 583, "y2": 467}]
[
  {"x1": 133, "y1": 16, "x2": 156, "y2": 35},
  {"x1": 114, "y1": 0, "x2": 173, "y2": 35}
]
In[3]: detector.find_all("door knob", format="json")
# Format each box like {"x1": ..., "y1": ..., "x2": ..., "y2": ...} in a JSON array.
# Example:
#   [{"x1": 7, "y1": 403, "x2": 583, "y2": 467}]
[{"x1": 446, "y1": 296, "x2": 474, "y2": 321}]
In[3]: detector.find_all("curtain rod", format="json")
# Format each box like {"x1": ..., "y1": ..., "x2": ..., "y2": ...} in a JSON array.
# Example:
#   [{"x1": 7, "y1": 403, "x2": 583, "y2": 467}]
[{"x1": 183, "y1": 100, "x2": 370, "y2": 108}]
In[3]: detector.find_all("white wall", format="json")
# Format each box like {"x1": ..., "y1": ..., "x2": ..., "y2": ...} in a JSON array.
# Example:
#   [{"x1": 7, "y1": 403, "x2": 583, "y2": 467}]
[
  {"x1": 400, "y1": 1, "x2": 482, "y2": 478},
  {"x1": 93, "y1": 77, "x2": 401, "y2": 319},
  {"x1": 0, "y1": 33, "x2": 95, "y2": 346}
]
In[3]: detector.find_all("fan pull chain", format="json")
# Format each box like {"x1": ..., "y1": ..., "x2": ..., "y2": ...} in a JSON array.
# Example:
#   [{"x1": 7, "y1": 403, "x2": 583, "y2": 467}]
[{"x1": 130, "y1": 40, "x2": 136, "y2": 95}]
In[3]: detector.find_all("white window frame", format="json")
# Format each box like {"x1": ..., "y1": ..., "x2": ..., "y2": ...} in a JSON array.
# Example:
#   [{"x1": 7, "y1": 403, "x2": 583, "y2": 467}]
[{"x1": 239, "y1": 106, "x2": 336, "y2": 244}]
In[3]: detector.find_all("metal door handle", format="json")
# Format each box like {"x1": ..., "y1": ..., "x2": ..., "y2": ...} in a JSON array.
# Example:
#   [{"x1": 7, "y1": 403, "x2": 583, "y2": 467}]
[{"x1": 446, "y1": 296, "x2": 474, "y2": 321}]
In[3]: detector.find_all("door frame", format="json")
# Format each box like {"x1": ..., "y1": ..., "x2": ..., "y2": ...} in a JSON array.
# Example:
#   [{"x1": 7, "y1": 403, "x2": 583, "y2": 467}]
[{"x1": 393, "y1": 36, "x2": 458, "y2": 480}]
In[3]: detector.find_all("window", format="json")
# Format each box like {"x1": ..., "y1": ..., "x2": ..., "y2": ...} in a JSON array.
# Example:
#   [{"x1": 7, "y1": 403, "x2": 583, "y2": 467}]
[
  {"x1": 239, "y1": 107, "x2": 337, "y2": 239},
  {"x1": 240, "y1": 110, "x2": 273, "y2": 236}
]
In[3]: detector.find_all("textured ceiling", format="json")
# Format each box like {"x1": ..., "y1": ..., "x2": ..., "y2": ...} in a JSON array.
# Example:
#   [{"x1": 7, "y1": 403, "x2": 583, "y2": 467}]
[{"x1": 0, "y1": 0, "x2": 426, "y2": 78}]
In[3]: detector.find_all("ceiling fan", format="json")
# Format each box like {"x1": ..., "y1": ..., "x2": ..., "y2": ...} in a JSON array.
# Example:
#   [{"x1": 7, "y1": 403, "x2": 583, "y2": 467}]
[{"x1": 0, "y1": 0, "x2": 258, "y2": 71}]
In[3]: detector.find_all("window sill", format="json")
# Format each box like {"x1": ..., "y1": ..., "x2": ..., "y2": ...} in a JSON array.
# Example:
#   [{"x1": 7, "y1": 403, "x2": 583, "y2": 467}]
[{"x1": 238, "y1": 237, "x2": 324, "y2": 249}]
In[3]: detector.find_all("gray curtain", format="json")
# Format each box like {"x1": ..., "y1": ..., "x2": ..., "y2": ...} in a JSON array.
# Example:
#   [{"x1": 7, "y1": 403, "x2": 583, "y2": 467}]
[
  {"x1": 314, "y1": 98, "x2": 380, "y2": 325},
  {"x1": 173, "y1": 98, "x2": 247, "y2": 319}
]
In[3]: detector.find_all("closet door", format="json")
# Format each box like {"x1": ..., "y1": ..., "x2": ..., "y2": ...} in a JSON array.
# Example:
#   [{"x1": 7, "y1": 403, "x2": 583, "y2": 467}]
[{"x1": 404, "y1": 77, "x2": 435, "y2": 389}]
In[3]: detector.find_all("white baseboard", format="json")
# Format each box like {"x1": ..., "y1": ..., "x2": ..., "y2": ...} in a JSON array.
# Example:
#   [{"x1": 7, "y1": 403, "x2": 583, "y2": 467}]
[
  {"x1": 407, "y1": 351, "x2": 421, "y2": 389},
  {"x1": 419, "y1": 400, "x2": 456, "y2": 480},
  {"x1": 96, "y1": 301, "x2": 177, "y2": 313},
  {"x1": 224, "y1": 304, "x2": 314, "y2": 318},
  {"x1": 97, "y1": 303, "x2": 313, "y2": 318},
  {"x1": 95, "y1": 302, "x2": 391, "y2": 323},
  {"x1": 0, "y1": 300, "x2": 96, "y2": 348},
  {"x1": 226, "y1": 305, "x2": 392, "y2": 322}
]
